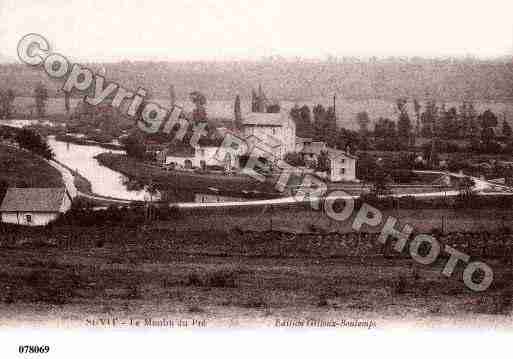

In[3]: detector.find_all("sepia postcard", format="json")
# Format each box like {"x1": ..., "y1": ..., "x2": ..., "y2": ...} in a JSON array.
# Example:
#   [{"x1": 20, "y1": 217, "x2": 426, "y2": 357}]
[{"x1": 1, "y1": 0, "x2": 513, "y2": 357}]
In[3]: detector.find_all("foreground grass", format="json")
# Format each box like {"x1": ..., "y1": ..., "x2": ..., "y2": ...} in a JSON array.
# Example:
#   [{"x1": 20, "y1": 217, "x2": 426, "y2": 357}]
[
  {"x1": 0, "y1": 223, "x2": 512, "y2": 328},
  {"x1": 170, "y1": 204, "x2": 513, "y2": 234}
]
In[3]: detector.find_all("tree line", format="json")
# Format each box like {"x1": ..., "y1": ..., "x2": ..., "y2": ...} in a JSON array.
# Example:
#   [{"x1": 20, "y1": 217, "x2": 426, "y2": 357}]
[
  {"x1": 290, "y1": 98, "x2": 513, "y2": 154},
  {"x1": 0, "y1": 126, "x2": 53, "y2": 160}
]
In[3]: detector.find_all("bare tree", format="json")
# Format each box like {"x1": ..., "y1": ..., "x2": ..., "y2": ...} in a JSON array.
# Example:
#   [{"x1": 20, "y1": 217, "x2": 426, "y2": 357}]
[{"x1": 234, "y1": 94, "x2": 242, "y2": 129}]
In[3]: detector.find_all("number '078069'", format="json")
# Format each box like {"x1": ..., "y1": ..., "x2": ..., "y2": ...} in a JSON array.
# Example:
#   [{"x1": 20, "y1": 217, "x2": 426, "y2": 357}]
[{"x1": 18, "y1": 345, "x2": 50, "y2": 354}]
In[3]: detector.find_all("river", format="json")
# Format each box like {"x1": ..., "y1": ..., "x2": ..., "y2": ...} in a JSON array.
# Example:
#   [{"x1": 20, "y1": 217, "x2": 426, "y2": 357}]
[
  {"x1": 3, "y1": 119, "x2": 267, "y2": 203},
  {"x1": 46, "y1": 137, "x2": 152, "y2": 201},
  {"x1": 3, "y1": 119, "x2": 153, "y2": 200}
]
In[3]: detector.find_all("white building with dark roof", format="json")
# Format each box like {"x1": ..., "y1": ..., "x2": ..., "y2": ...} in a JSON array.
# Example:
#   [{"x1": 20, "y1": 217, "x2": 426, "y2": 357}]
[
  {"x1": 327, "y1": 149, "x2": 358, "y2": 182},
  {"x1": 0, "y1": 188, "x2": 72, "y2": 226},
  {"x1": 241, "y1": 111, "x2": 296, "y2": 160}
]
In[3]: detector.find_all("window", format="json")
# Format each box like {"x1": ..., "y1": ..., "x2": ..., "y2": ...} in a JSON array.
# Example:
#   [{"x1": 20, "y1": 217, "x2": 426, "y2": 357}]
[
  {"x1": 340, "y1": 168, "x2": 345, "y2": 175},
  {"x1": 341, "y1": 159, "x2": 345, "y2": 163},
  {"x1": 26, "y1": 214, "x2": 32, "y2": 223}
]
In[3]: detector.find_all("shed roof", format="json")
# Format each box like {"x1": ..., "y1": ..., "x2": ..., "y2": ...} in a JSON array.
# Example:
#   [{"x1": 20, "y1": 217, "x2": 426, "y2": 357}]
[{"x1": 0, "y1": 188, "x2": 68, "y2": 212}]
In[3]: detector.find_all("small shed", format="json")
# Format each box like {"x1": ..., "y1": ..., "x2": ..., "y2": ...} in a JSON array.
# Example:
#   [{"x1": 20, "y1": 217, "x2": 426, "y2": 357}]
[{"x1": 0, "y1": 188, "x2": 72, "y2": 226}]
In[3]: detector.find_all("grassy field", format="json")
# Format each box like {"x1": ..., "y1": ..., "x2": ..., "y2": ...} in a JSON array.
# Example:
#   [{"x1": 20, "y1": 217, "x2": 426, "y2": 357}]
[
  {"x1": 96, "y1": 153, "x2": 280, "y2": 196},
  {"x1": 0, "y1": 222, "x2": 512, "y2": 328},
  {"x1": 0, "y1": 144, "x2": 63, "y2": 190},
  {"x1": 166, "y1": 204, "x2": 513, "y2": 234}
]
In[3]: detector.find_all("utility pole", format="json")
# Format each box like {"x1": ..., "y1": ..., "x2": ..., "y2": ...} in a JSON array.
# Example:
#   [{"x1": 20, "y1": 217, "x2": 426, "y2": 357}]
[
  {"x1": 431, "y1": 102, "x2": 436, "y2": 168},
  {"x1": 269, "y1": 205, "x2": 273, "y2": 232},
  {"x1": 333, "y1": 94, "x2": 336, "y2": 120}
]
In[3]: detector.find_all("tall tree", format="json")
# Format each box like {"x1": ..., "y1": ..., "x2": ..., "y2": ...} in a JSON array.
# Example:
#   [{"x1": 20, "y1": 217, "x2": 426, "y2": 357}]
[
  {"x1": 251, "y1": 85, "x2": 268, "y2": 113},
  {"x1": 374, "y1": 117, "x2": 396, "y2": 138},
  {"x1": 34, "y1": 83, "x2": 48, "y2": 118},
  {"x1": 121, "y1": 131, "x2": 146, "y2": 159},
  {"x1": 479, "y1": 109, "x2": 498, "y2": 148},
  {"x1": 189, "y1": 91, "x2": 207, "y2": 123},
  {"x1": 169, "y1": 85, "x2": 176, "y2": 108},
  {"x1": 299, "y1": 105, "x2": 312, "y2": 137},
  {"x1": 0, "y1": 89, "x2": 15, "y2": 119},
  {"x1": 251, "y1": 89, "x2": 258, "y2": 112},
  {"x1": 396, "y1": 97, "x2": 411, "y2": 141},
  {"x1": 459, "y1": 100, "x2": 477, "y2": 138},
  {"x1": 440, "y1": 107, "x2": 459, "y2": 139},
  {"x1": 502, "y1": 119, "x2": 512, "y2": 139},
  {"x1": 479, "y1": 109, "x2": 498, "y2": 129},
  {"x1": 234, "y1": 94, "x2": 242, "y2": 129},
  {"x1": 326, "y1": 106, "x2": 337, "y2": 132},
  {"x1": 420, "y1": 100, "x2": 438, "y2": 137},
  {"x1": 290, "y1": 105, "x2": 313, "y2": 138},
  {"x1": 64, "y1": 91, "x2": 70, "y2": 114},
  {"x1": 312, "y1": 104, "x2": 337, "y2": 144},
  {"x1": 315, "y1": 151, "x2": 330, "y2": 173},
  {"x1": 374, "y1": 117, "x2": 399, "y2": 151},
  {"x1": 312, "y1": 104, "x2": 327, "y2": 125},
  {"x1": 356, "y1": 111, "x2": 370, "y2": 135},
  {"x1": 312, "y1": 104, "x2": 327, "y2": 140},
  {"x1": 413, "y1": 99, "x2": 421, "y2": 135}
]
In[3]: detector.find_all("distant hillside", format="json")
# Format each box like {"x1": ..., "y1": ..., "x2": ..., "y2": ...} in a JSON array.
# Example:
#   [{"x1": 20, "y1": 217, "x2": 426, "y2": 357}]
[{"x1": 1, "y1": 58, "x2": 513, "y2": 102}]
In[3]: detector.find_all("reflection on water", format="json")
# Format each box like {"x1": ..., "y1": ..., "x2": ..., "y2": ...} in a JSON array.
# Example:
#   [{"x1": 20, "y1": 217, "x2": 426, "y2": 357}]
[
  {"x1": 2, "y1": 119, "x2": 59, "y2": 128},
  {"x1": 47, "y1": 136, "x2": 152, "y2": 201}
]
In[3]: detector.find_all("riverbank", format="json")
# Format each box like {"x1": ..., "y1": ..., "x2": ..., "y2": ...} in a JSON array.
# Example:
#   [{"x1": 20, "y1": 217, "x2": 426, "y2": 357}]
[
  {"x1": 49, "y1": 158, "x2": 136, "y2": 207},
  {"x1": 55, "y1": 134, "x2": 123, "y2": 151},
  {"x1": 46, "y1": 137, "x2": 153, "y2": 201},
  {"x1": 95, "y1": 153, "x2": 281, "y2": 198}
]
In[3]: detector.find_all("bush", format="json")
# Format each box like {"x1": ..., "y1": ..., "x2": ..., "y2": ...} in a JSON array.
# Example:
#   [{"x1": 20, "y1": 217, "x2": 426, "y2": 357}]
[
  {"x1": 14, "y1": 128, "x2": 53, "y2": 159},
  {"x1": 155, "y1": 205, "x2": 182, "y2": 220},
  {"x1": 55, "y1": 205, "x2": 147, "y2": 226},
  {"x1": 391, "y1": 276, "x2": 407, "y2": 295},
  {"x1": 206, "y1": 270, "x2": 238, "y2": 288},
  {"x1": 242, "y1": 297, "x2": 268, "y2": 309},
  {"x1": 186, "y1": 273, "x2": 202, "y2": 286},
  {"x1": 390, "y1": 169, "x2": 419, "y2": 183},
  {"x1": 186, "y1": 270, "x2": 239, "y2": 288}
]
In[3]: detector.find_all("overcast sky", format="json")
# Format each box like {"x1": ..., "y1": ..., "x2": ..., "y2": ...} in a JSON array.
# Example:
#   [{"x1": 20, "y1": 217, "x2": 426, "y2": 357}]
[{"x1": 1, "y1": 0, "x2": 513, "y2": 62}]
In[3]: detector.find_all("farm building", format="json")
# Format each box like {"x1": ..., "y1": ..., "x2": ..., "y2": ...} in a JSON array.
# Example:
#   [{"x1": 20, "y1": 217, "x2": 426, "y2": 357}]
[
  {"x1": 163, "y1": 145, "x2": 229, "y2": 170},
  {"x1": 241, "y1": 111, "x2": 296, "y2": 160},
  {"x1": 0, "y1": 188, "x2": 72, "y2": 226}
]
